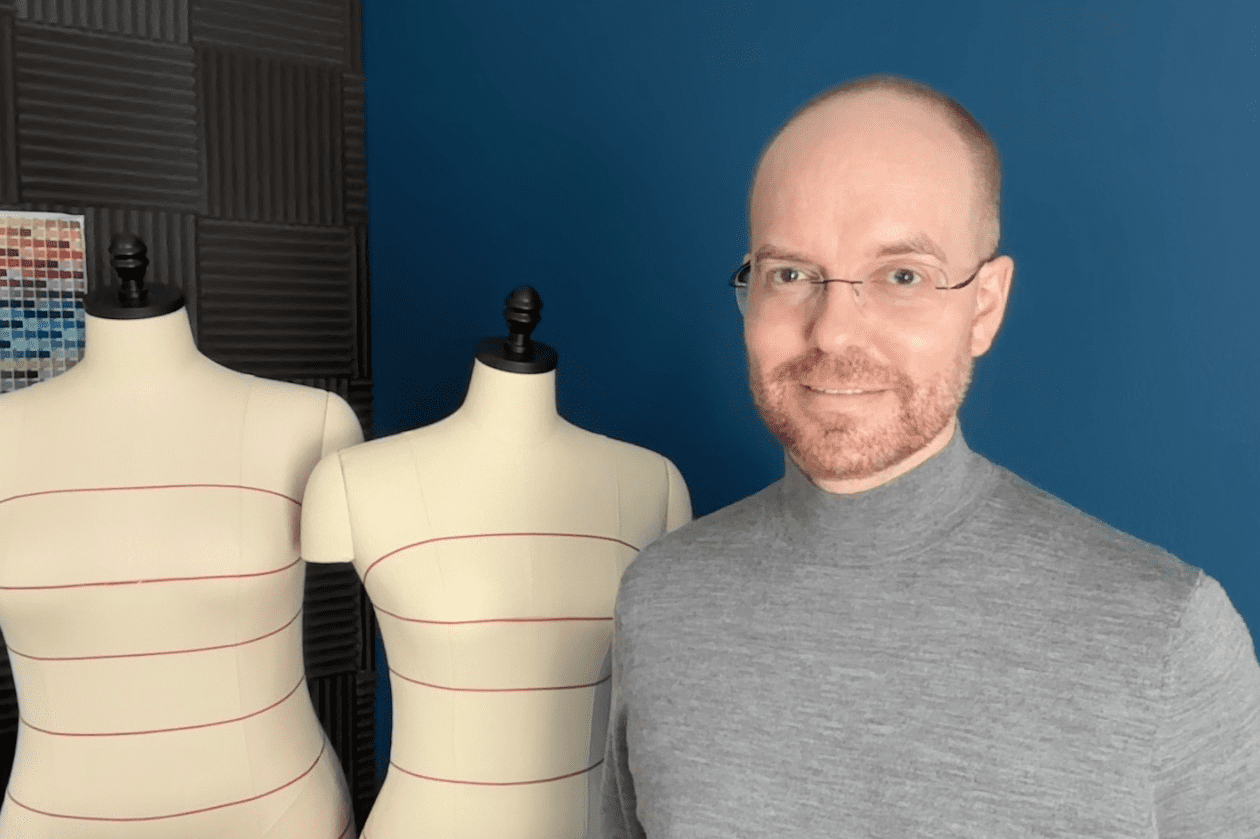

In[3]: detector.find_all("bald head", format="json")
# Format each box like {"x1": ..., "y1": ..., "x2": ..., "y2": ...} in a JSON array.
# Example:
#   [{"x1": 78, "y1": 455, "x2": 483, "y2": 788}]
[{"x1": 752, "y1": 76, "x2": 1002, "y2": 257}]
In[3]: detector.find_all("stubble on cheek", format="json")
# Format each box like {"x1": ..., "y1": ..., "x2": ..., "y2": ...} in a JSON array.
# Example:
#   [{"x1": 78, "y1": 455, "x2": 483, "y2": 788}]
[{"x1": 748, "y1": 346, "x2": 971, "y2": 482}]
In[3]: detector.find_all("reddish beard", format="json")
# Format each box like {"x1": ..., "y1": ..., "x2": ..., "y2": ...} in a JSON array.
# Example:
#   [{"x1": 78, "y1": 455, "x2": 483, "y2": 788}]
[{"x1": 749, "y1": 346, "x2": 970, "y2": 482}]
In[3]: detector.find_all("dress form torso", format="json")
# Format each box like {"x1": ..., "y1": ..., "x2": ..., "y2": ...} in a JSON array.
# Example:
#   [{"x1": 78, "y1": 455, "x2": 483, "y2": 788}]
[
  {"x1": 0, "y1": 309, "x2": 362, "y2": 838},
  {"x1": 302, "y1": 359, "x2": 691, "y2": 839}
]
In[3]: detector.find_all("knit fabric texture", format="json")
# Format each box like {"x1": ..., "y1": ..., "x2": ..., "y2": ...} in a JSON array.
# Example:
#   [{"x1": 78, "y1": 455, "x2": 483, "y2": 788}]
[{"x1": 601, "y1": 431, "x2": 1260, "y2": 838}]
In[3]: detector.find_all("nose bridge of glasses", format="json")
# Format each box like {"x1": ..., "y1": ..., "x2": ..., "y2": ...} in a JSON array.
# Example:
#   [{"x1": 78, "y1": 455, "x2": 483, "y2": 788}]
[
  {"x1": 811, "y1": 275, "x2": 867, "y2": 310},
  {"x1": 803, "y1": 274, "x2": 871, "y2": 332}
]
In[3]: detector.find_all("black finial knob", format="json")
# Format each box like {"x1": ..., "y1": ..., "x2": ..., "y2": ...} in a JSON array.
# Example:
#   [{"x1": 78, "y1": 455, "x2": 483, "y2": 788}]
[
  {"x1": 503, "y1": 285, "x2": 542, "y2": 361},
  {"x1": 475, "y1": 285, "x2": 558, "y2": 374},
  {"x1": 83, "y1": 231, "x2": 184, "y2": 320},
  {"x1": 109, "y1": 233, "x2": 150, "y2": 308}
]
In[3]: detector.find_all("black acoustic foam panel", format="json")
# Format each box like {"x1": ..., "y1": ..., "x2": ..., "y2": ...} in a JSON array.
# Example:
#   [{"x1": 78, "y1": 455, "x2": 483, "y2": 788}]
[
  {"x1": 16, "y1": 0, "x2": 189, "y2": 42},
  {"x1": 192, "y1": 0, "x2": 353, "y2": 65},
  {"x1": 200, "y1": 46, "x2": 345, "y2": 226},
  {"x1": 309, "y1": 669, "x2": 380, "y2": 818},
  {"x1": 344, "y1": 74, "x2": 366, "y2": 223},
  {"x1": 353, "y1": 223, "x2": 369, "y2": 376},
  {"x1": 304, "y1": 562, "x2": 365, "y2": 680},
  {"x1": 196, "y1": 219, "x2": 357, "y2": 379},
  {"x1": 14, "y1": 24, "x2": 199, "y2": 210},
  {"x1": 0, "y1": 12, "x2": 16, "y2": 205}
]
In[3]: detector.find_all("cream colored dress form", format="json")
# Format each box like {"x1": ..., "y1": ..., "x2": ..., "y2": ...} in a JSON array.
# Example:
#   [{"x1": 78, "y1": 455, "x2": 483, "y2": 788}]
[
  {"x1": 302, "y1": 358, "x2": 691, "y2": 839},
  {"x1": 0, "y1": 309, "x2": 362, "y2": 839}
]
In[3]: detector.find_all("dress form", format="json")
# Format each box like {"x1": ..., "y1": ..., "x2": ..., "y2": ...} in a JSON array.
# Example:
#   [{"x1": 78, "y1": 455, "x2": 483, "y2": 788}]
[
  {"x1": 0, "y1": 236, "x2": 362, "y2": 838},
  {"x1": 302, "y1": 287, "x2": 691, "y2": 838}
]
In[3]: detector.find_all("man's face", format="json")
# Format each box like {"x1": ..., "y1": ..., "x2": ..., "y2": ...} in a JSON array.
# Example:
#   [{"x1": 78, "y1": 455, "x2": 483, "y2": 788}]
[{"x1": 745, "y1": 92, "x2": 1011, "y2": 489}]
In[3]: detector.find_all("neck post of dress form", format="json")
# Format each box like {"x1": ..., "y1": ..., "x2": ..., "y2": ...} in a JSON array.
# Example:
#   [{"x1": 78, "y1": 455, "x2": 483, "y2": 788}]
[
  {"x1": 475, "y1": 285, "x2": 558, "y2": 374},
  {"x1": 82, "y1": 232, "x2": 185, "y2": 320}
]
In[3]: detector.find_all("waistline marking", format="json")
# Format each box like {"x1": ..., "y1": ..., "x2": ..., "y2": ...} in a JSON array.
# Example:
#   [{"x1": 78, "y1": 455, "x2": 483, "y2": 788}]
[
  {"x1": 20, "y1": 675, "x2": 307, "y2": 737},
  {"x1": 388, "y1": 757, "x2": 604, "y2": 787},
  {"x1": 6, "y1": 740, "x2": 327, "y2": 822},
  {"x1": 388, "y1": 667, "x2": 611, "y2": 693},
  {"x1": 373, "y1": 605, "x2": 612, "y2": 626}
]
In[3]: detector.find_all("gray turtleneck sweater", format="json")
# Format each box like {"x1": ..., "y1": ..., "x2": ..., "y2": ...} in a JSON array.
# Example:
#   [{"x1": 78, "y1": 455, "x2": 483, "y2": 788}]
[{"x1": 600, "y1": 432, "x2": 1260, "y2": 838}]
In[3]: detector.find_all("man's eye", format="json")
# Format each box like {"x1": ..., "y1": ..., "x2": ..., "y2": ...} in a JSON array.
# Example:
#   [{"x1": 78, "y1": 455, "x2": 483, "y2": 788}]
[
  {"x1": 884, "y1": 267, "x2": 923, "y2": 286},
  {"x1": 770, "y1": 267, "x2": 807, "y2": 284}
]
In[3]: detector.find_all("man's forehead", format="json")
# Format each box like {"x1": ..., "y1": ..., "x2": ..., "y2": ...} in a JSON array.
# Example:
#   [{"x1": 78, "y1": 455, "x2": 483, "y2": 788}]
[
  {"x1": 750, "y1": 91, "x2": 983, "y2": 254},
  {"x1": 757, "y1": 91, "x2": 972, "y2": 190}
]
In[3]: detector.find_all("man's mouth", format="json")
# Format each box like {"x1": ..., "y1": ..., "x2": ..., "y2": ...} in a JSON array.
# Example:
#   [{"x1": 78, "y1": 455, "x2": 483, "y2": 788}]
[{"x1": 804, "y1": 385, "x2": 884, "y2": 395}]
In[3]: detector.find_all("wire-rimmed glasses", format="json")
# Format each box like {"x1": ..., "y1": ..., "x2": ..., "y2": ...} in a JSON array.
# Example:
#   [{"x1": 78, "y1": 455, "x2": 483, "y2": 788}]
[{"x1": 729, "y1": 251, "x2": 996, "y2": 322}]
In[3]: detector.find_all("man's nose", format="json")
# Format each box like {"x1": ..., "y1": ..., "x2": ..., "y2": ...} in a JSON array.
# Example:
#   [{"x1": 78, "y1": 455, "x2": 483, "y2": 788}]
[{"x1": 804, "y1": 281, "x2": 871, "y2": 353}]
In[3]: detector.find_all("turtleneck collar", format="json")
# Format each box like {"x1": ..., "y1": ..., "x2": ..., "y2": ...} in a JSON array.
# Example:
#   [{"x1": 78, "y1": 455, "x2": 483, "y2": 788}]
[{"x1": 776, "y1": 427, "x2": 999, "y2": 563}]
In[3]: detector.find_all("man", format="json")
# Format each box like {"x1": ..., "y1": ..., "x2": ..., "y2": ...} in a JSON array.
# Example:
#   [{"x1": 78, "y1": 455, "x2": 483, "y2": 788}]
[{"x1": 601, "y1": 75, "x2": 1260, "y2": 837}]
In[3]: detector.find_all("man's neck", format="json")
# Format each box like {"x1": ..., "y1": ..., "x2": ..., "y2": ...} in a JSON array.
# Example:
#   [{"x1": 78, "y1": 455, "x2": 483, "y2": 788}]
[{"x1": 799, "y1": 415, "x2": 958, "y2": 495}]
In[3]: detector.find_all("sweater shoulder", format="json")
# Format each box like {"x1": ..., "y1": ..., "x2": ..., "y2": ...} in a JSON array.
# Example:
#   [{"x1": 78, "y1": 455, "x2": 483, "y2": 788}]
[
  {"x1": 620, "y1": 479, "x2": 780, "y2": 585},
  {"x1": 974, "y1": 462, "x2": 1202, "y2": 600}
]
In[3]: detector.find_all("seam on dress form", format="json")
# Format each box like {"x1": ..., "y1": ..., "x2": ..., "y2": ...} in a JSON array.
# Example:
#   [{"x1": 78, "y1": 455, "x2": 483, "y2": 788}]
[{"x1": 331, "y1": 449, "x2": 357, "y2": 562}]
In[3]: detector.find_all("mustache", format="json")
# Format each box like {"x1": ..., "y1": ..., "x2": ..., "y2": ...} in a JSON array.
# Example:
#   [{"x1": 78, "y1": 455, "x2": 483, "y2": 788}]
[{"x1": 768, "y1": 347, "x2": 909, "y2": 392}]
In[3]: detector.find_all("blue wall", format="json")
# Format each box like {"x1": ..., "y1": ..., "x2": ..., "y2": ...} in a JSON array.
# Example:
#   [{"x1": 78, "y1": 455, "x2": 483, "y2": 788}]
[{"x1": 363, "y1": 0, "x2": 1259, "y2": 771}]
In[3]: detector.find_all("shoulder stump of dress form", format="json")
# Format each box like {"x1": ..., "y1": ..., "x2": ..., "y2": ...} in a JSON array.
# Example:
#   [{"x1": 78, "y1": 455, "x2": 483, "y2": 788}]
[
  {"x1": 474, "y1": 285, "x2": 559, "y2": 374},
  {"x1": 82, "y1": 232, "x2": 184, "y2": 319}
]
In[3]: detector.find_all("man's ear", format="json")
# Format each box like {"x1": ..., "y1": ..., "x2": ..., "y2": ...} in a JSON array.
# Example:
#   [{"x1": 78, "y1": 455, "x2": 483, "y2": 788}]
[{"x1": 970, "y1": 255, "x2": 1013, "y2": 357}]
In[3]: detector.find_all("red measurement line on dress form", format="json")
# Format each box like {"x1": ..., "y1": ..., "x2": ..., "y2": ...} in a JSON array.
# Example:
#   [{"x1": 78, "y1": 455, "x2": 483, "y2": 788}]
[
  {"x1": 0, "y1": 483, "x2": 302, "y2": 507},
  {"x1": 389, "y1": 667, "x2": 611, "y2": 693},
  {"x1": 0, "y1": 556, "x2": 301, "y2": 591},
  {"x1": 20, "y1": 675, "x2": 307, "y2": 737},
  {"x1": 6, "y1": 606, "x2": 303, "y2": 661},
  {"x1": 6, "y1": 741, "x2": 327, "y2": 822},
  {"x1": 388, "y1": 757, "x2": 605, "y2": 788},
  {"x1": 362, "y1": 531, "x2": 641, "y2": 579},
  {"x1": 373, "y1": 605, "x2": 612, "y2": 626}
]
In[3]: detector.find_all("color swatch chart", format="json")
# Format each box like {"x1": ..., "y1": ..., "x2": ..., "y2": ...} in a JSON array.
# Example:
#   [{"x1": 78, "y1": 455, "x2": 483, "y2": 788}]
[{"x1": 0, "y1": 212, "x2": 87, "y2": 393}]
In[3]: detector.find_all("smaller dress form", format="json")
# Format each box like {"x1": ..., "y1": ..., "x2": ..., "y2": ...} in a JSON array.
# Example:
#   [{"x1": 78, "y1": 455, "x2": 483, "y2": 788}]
[
  {"x1": 302, "y1": 294, "x2": 690, "y2": 838},
  {"x1": 0, "y1": 307, "x2": 362, "y2": 838}
]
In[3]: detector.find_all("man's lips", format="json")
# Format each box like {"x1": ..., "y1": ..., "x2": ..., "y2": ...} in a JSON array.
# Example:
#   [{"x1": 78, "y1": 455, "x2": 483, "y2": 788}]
[{"x1": 802, "y1": 384, "x2": 888, "y2": 395}]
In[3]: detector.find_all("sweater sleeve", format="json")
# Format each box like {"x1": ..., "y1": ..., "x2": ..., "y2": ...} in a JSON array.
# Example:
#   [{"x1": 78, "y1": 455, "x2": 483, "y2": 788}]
[
  {"x1": 600, "y1": 615, "x2": 646, "y2": 839},
  {"x1": 1152, "y1": 573, "x2": 1260, "y2": 836}
]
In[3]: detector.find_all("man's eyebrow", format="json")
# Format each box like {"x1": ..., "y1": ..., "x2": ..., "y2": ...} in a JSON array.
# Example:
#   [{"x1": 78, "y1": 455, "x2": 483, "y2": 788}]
[
  {"x1": 755, "y1": 236, "x2": 949, "y2": 266},
  {"x1": 752, "y1": 245, "x2": 818, "y2": 264},
  {"x1": 872, "y1": 234, "x2": 947, "y2": 263}
]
